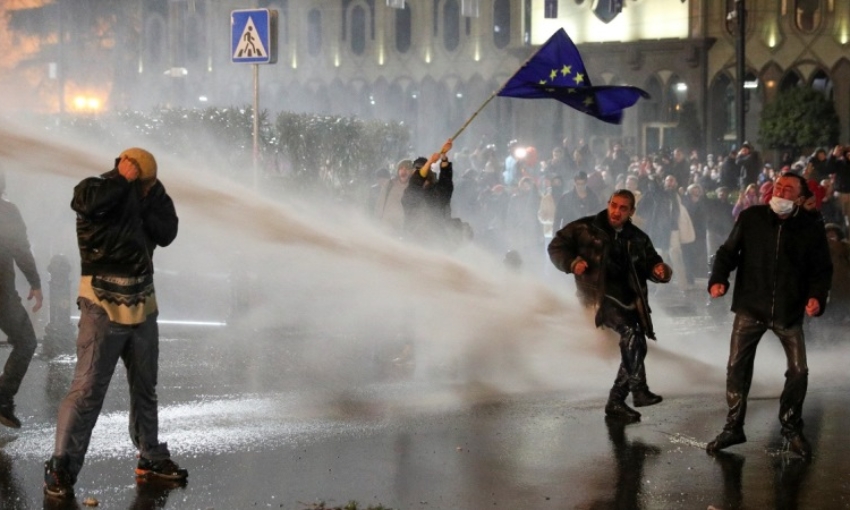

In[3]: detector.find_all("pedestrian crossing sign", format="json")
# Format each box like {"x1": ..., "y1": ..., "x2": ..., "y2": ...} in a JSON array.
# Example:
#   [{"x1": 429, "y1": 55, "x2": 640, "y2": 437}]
[{"x1": 231, "y1": 9, "x2": 277, "y2": 64}]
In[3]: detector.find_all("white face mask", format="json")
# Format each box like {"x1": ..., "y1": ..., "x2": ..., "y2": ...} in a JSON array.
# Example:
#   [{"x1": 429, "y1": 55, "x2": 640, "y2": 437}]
[{"x1": 769, "y1": 195, "x2": 795, "y2": 215}]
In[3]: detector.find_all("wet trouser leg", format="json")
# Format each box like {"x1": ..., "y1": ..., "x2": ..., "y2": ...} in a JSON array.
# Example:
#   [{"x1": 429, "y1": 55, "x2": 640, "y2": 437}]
[
  {"x1": 724, "y1": 314, "x2": 767, "y2": 431},
  {"x1": 0, "y1": 294, "x2": 38, "y2": 399},
  {"x1": 122, "y1": 311, "x2": 169, "y2": 461},
  {"x1": 774, "y1": 321, "x2": 808, "y2": 438},
  {"x1": 724, "y1": 313, "x2": 807, "y2": 435},
  {"x1": 600, "y1": 303, "x2": 647, "y2": 401}
]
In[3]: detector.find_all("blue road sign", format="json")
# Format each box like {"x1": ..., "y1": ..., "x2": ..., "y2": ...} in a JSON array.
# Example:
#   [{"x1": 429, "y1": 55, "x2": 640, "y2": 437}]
[{"x1": 231, "y1": 9, "x2": 277, "y2": 64}]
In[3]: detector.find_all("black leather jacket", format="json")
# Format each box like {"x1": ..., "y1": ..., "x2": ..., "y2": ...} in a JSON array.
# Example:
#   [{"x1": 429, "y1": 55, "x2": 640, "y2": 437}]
[
  {"x1": 72, "y1": 169, "x2": 178, "y2": 277},
  {"x1": 709, "y1": 204, "x2": 832, "y2": 328},
  {"x1": 549, "y1": 210, "x2": 670, "y2": 335}
]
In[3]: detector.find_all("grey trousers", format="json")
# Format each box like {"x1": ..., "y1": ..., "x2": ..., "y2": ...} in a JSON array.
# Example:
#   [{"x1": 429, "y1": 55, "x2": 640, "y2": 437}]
[
  {"x1": 0, "y1": 293, "x2": 38, "y2": 399},
  {"x1": 53, "y1": 298, "x2": 170, "y2": 478}
]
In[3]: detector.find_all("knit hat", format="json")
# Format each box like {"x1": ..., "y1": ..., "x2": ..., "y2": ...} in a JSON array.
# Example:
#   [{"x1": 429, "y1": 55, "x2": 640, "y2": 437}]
[{"x1": 120, "y1": 148, "x2": 157, "y2": 182}]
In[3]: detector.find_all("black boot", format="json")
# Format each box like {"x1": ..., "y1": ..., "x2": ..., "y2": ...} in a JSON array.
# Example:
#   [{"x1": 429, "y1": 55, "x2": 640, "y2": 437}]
[
  {"x1": 786, "y1": 432, "x2": 811, "y2": 461},
  {"x1": 605, "y1": 399, "x2": 641, "y2": 422},
  {"x1": 0, "y1": 395, "x2": 21, "y2": 429},
  {"x1": 706, "y1": 427, "x2": 747, "y2": 452},
  {"x1": 632, "y1": 388, "x2": 663, "y2": 408}
]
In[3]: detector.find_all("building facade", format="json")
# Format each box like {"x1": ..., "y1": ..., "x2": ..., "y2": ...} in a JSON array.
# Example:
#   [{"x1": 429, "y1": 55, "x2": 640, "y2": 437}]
[{"x1": 5, "y1": 0, "x2": 849, "y2": 164}]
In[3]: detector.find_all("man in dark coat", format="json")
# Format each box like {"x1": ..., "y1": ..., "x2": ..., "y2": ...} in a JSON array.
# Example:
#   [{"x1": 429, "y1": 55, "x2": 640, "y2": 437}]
[
  {"x1": 0, "y1": 170, "x2": 42, "y2": 428},
  {"x1": 735, "y1": 142, "x2": 762, "y2": 188},
  {"x1": 706, "y1": 173, "x2": 833, "y2": 461},
  {"x1": 549, "y1": 190, "x2": 672, "y2": 422},
  {"x1": 554, "y1": 171, "x2": 601, "y2": 231}
]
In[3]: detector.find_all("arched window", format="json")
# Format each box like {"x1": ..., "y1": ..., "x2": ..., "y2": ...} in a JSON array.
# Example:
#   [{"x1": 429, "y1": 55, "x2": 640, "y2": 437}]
[
  {"x1": 443, "y1": 0, "x2": 461, "y2": 52},
  {"x1": 810, "y1": 69, "x2": 833, "y2": 99},
  {"x1": 395, "y1": 4, "x2": 412, "y2": 53},
  {"x1": 779, "y1": 71, "x2": 802, "y2": 91},
  {"x1": 350, "y1": 5, "x2": 367, "y2": 55},
  {"x1": 307, "y1": 9, "x2": 322, "y2": 57},
  {"x1": 795, "y1": 0, "x2": 821, "y2": 33},
  {"x1": 493, "y1": 0, "x2": 510, "y2": 49}
]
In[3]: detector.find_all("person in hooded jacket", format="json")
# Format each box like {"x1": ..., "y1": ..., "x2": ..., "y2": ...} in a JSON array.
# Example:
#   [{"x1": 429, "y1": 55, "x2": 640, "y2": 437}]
[
  {"x1": 706, "y1": 173, "x2": 832, "y2": 461},
  {"x1": 549, "y1": 189, "x2": 672, "y2": 423},
  {"x1": 0, "y1": 169, "x2": 42, "y2": 429},
  {"x1": 44, "y1": 148, "x2": 186, "y2": 499}
]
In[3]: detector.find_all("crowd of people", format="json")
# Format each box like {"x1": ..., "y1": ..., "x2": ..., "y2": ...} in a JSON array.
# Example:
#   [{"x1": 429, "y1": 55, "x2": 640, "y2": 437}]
[
  {"x1": 1, "y1": 135, "x2": 848, "y2": 499},
  {"x1": 369, "y1": 137, "x2": 850, "y2": 320}
]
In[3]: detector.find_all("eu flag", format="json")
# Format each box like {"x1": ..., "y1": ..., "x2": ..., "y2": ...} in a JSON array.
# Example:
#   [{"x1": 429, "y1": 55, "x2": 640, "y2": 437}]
[{"x1": 498, "y1": 29, "x2": 649, "y2": 124}]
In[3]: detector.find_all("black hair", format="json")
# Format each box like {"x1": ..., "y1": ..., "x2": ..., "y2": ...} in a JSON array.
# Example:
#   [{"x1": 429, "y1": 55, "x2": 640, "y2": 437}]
[{"x1": 609, "y1": 189, "x2": 636, "y2": 209}]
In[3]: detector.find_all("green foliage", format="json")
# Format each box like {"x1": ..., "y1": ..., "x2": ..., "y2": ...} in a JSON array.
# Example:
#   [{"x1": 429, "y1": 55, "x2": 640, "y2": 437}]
[
  {"x1": 38, "y1": 107, "x2": 408, "y2": 197},
  {"x1": 758, "y1": 87, "x2": 840, "y2": 154},
  {"x1": 275, "y1": 112, "x2": 409, "y2": 192}
]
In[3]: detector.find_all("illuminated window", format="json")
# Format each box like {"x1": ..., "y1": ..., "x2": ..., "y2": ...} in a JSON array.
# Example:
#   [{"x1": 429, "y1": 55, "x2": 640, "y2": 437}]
[
  {"x1": 395, "y1": 4, "x2": 412, "y2": 53},
  {"x1": 493, "y1": 0, "x2": 510, "y2": 49},
  {"x1": 795, "y1": 0, "x2": 821, "y2": 33},
  {"x1": 307, "y1": 9, "x2": 322, "y2": 57},
  {"x1": 350, "y1": 5, "x2": 367, "y2": 55},
  {"x1": 443, "y1": 0, "x2": 461, "y2": 52}
]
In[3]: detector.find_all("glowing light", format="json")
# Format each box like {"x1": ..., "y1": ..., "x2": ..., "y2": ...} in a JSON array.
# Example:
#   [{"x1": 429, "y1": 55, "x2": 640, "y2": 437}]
[
  {"x1": 291, "y1": 53, "x2": 297, "y2": 69},
  {"x1": 199, "y1": 96, "x2": 208, "y2": 102},
  {"x1": 766, "y1": 80, "x2": 776, "y2": 88},
  {"x1": 675, "y1": 83, "x2": 687, "y2": 92},
  {"x1": 334, "y1": 52, "x2": 340, "y2": 67},
  {"x1": 474, "y1": 41, "x2": 480, "y2": 62},
  {"x1": 514, "y1": 147, "x2": 527, "y2": 159},
  {"x1": 425, "y1": 49, "x2": 431, "y2": 64},
  {"x1": 744, "y1": 80, "x2": 758, "y2": 89},
  {"x1": 71, "y1": 95, "x2": 102, "y2": 112}
]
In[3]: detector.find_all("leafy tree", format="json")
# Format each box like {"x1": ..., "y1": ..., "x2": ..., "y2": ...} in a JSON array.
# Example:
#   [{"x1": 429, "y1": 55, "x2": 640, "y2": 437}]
[
  {"x1": 758, "y1": 86, "x2": 840, "y2": 154},
  {"x1": 671, "y1": 100, "x2": 702, "y2": 155}
]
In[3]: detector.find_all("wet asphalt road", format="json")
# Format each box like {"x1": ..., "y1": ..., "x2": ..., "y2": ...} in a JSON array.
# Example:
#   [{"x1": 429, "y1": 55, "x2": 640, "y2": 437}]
[{"x1": 1, "y1": 293, "x2": 850, "y2": 510}]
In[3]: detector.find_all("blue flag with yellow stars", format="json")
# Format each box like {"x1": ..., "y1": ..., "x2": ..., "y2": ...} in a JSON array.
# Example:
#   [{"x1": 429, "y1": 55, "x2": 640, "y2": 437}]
[{"x1": 498, "y1": 29, "x2": 650, "y2": 124}]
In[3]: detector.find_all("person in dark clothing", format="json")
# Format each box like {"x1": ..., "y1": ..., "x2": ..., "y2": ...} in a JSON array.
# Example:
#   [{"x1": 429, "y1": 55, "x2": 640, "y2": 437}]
[
  {"x1": 0, "y1": 170, "x2": 43, "y2": 429},
  {"x1": 719, "y1": 150, "x2": 740, "y2": 190},
  {"x1": 549, "y1": 190, "x2": 672, "y2": 423},
  {"x1": 705, "y1": 173, "x2": 833, "y2": 461},
  {"x1": 402, "y1": 139, "x2": 468, "y2": 250},
  {"x1": 735, "y1": 142, "x2": 762, "y2": 188},
  {"x1": 705, "y1": 186, "x2": 735, "y2": 256},
  {"x1": 554, "y1": 171, "x2": 601, "y2": 231},
  {"x1": 44, "y1": 148, "x2": 186, "y2": 499},
  {"x1": 666, "y1": 148, "x2": 690, "y2": 192},
  {"x1": 826, "y1": 144, "x2": 850, "y2": 233},
  {"x1": 808, "y1": 148, "x2": 829, "y2": 182}
]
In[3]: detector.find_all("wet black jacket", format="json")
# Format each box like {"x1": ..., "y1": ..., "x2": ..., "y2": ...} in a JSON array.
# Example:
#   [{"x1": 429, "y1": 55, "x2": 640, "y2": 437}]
[
  {"x1": 709, "y1": 205, "x2": 832, "y2": 328},
  {"x1": 72, "y1": 169, "x2": 178, "y2": 277},
  {"x1": 549, "y1": 210, "x2": 670, "y2": 335},
  {"x1": 0, "y1": 199, "x2": 40, "y2": 297}
]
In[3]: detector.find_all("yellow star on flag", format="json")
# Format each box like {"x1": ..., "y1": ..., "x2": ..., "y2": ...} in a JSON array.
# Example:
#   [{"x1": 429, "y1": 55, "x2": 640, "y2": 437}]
[
  {"x1": 583, "y1": 96, "x2": 595, "y2": 107},
  {"x1": 539, "y1": 79, "x2": 548, "y2": 85},
  {"x1": 574, "y1": 73, "x2": 585, "y2": 85},
  {"x1": 561, "y1": 65, "x2": 572, "y2": 76},
  {"x1": 549, "y1": 69, "x2": 558, "y2": 81}
]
